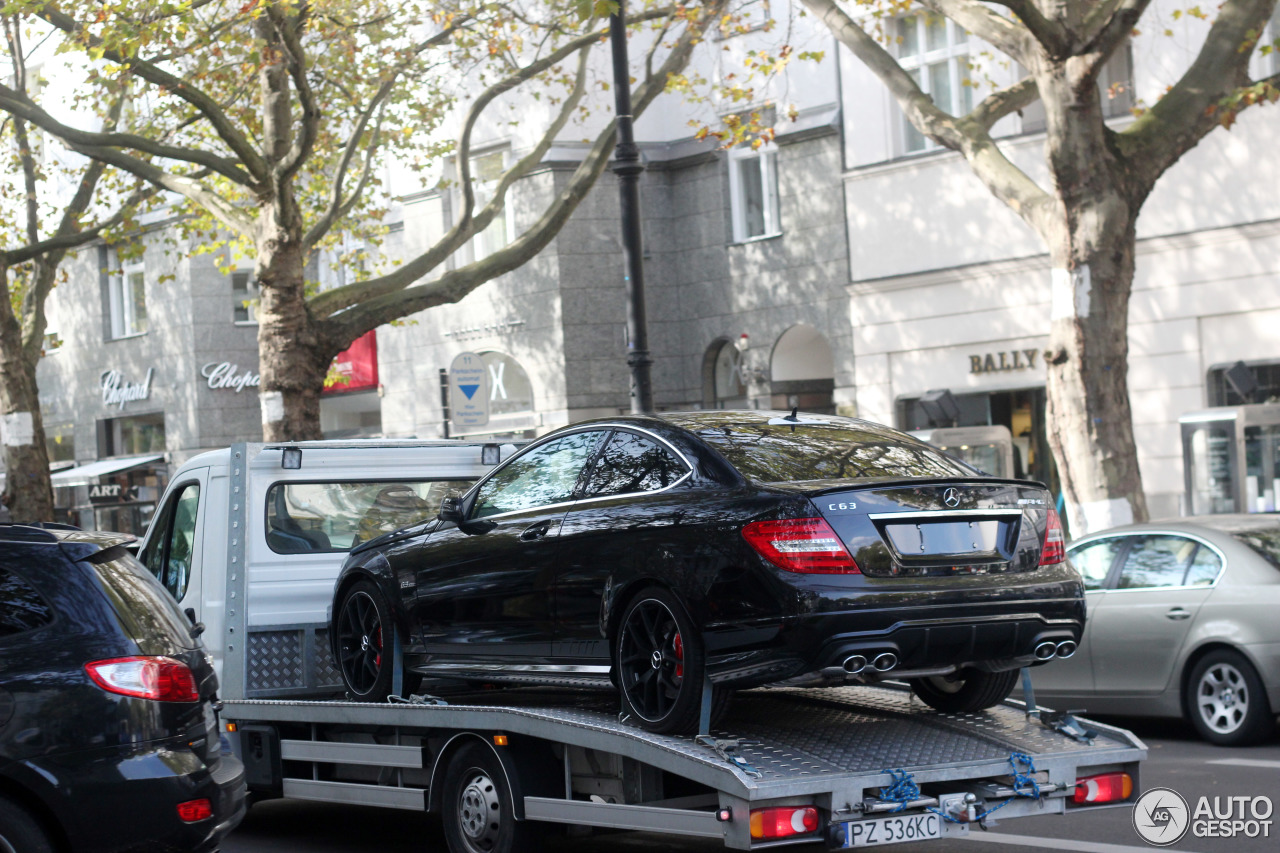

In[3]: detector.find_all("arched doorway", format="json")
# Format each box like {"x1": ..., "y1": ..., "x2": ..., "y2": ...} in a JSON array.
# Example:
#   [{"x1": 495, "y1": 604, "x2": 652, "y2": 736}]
[
  {"x1": 701, "y1": 338, "x2": 749, "y2": 409},
  {"x1": 770, "y1": 324, "x2": 835, "y2": 414}
]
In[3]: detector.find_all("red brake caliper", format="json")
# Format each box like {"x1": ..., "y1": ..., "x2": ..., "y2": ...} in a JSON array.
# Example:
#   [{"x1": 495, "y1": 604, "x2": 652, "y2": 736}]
[
  {"x1": 673, "y1": 632, "x2": 684, "y2": 680},
  {"x1": 374, "y1": 626, "x2": 383, "y2": 668}
]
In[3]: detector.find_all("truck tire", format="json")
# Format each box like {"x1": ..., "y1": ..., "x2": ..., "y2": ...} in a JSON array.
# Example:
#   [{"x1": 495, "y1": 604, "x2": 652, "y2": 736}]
[
  {"x1": 336, "y1": 580, "x2": 396, "y2": 701},
  {"x1": 615, "y1": 587, "x2": 706, "y2": 735},
  {"x1": 1186, "y1": 649, "x2": 1275, "y2": 746},
  {"x1": 909, "y1": 669, "x2": 1019, "y2": 713},
  {"x1": 0, "y1": 795, "x2": 55, "y2": 853},
  {"x1": 442, "y1": 742, "x2": 540, "y2": 853}
]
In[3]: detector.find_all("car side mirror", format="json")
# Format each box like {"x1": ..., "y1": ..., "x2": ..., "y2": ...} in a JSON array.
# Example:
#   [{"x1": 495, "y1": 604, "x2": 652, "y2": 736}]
[{"x1": 438, "y1": 496, "x2": 464, "y2": 524}]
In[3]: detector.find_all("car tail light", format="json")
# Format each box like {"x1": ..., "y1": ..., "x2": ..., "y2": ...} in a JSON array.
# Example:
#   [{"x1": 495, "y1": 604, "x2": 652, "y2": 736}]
[
  {"x1": 1073, "y1": 772, "x2": 1133, "y2": 805},
  {"x1": 85, "y1": 656, "x2": 200, "y2": 702},
  {"x1": 177, "y1": 799, "x2": 213, "y2": 822},
  {"x1": 750, "y1": 806, "x2": 820, "y2": 839},
  {"x1": 1039, "y1": 508, "x2": 1065, "y2": 566},
  {"x1": 742, "y1": 519, "x2": 860, "y2": 574}
]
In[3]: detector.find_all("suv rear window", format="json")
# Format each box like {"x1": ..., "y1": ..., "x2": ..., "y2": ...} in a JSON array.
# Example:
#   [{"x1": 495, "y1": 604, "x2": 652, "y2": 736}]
[
  {"x1": 686, "y1": 421, "x2": 977, "y2": 483},
  {"x1": 0, "y1": 567, "x2": 53, "y2": 637},
  {"x1": 266, "y1": 480, "x2": 475, "y2": 553},
  {"x1": 88, "y1": 547, "x2": 197, "y2": 650}
]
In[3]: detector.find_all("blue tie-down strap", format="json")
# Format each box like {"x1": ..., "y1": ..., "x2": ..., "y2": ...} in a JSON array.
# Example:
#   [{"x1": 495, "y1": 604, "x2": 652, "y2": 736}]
[
  {"x1": 974, "y1": 752, "x2": 1042, "y2": 825},
  {"x1": 878, "y1": 768, "x2": 966, "y2": 824},
  {"x1": 695, "y1": 735, "x2": 763, "y2": 779}
]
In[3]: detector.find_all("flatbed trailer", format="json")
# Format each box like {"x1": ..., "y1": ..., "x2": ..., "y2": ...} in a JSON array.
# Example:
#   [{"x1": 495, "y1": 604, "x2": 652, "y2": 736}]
[{"x1": 223, "y1": 682, "x2": 1145, "y2": 851}]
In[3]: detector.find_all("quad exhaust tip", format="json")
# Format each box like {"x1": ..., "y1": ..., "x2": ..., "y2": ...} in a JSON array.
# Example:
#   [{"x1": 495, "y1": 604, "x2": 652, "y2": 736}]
[
  {"x1": 1034, "y1": 641, "x2": 1058, "y2": 661},
  {"x1": 1055, "y1": 640, "x2": 1078, "y2": 659},
  {"x1": 842, "y1": 655, "x2": 868, "y2": 674},
  {"x1": 872, "y1": 652, "x2": 898, "y2": 672}
]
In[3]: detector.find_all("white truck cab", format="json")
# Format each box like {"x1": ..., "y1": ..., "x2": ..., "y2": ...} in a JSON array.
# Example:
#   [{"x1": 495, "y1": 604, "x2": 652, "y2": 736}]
[{"x1": 134, "y1": 440, "x2": 512, "y2": 690}]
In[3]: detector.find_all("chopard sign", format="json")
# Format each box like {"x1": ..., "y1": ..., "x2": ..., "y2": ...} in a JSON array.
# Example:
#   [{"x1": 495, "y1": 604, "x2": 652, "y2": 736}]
[
  {"x1": 101, "y1": 369, "x2": 154, "y2": 410},
  {"x1": 969, "y1": 349, "x2": 1040, "y2": 374},
  {"x1": 202, "y1": 361, "x2": 260, "y2": 393}
]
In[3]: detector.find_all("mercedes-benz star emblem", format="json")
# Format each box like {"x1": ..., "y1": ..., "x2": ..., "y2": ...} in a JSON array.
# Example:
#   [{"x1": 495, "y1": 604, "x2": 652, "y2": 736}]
[{"x1": 943, "y1": 488, "x2": 961, "y2": 508}]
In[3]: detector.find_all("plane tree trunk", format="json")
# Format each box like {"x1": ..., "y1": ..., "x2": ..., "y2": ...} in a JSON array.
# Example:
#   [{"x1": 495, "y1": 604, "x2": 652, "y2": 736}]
[{"x1": 0, "y1": 263, "x2": 54, "y2": 523}]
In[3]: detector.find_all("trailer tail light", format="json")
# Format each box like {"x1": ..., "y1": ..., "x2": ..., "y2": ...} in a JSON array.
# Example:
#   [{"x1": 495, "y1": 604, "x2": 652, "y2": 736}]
[
  {"x1": 742, "y1": 519, "x2": 860, "y2": 574},
  {"x1": 1039, "y1": 508, "x2": 1066, "y2": 566},
  {"x1": 85, "y1": 657, "x2": 200, "y2": 703},
  {"x1": 177, "y1": 799, "x2": 213, "y2": 822},
  {"x1": 750, "y1": 806, "x2": 820, "y2": 839},
  {"x1": 1073, "y1": 772, "x2": 1133, "y2": 805}
]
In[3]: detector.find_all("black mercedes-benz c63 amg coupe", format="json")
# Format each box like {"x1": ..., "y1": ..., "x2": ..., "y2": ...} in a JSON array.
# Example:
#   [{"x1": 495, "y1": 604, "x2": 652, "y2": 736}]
[{"x1": 331, "y1": 411, "x2": 1084, "y2": 733}]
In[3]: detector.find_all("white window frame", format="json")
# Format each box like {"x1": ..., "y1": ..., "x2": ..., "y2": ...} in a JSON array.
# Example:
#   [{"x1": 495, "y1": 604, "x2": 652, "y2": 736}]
[
  {"x1": 109, "y1": 261, "x2": 147, "y2": 339},
  {"x1": 897, "y1": 15, "x2": 972, "y2": 153},
  {"x1": 728, "y1": 144, "x2": 781, "y2": 243},
  {"x1": 1269, "y1": 5, "x2": 1280, "y2": 75},
  {"x1": 466, "y1": 147, "x2": 514, "y2": 262},
  {"x1": 231, "y1": 269, "x2": 258, "y2": 325}
]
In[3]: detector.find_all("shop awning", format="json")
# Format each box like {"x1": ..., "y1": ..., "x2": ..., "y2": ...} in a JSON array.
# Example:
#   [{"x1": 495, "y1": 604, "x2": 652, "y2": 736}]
[{"x1": 50, "y1": 454, "x2": 163, "y2": 487}]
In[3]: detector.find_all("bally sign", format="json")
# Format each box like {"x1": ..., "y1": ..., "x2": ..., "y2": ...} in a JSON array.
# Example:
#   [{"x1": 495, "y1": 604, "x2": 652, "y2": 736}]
[
  {"x1": 101, "y1": 369, "x2": 154, "y2": 409},
  {"x1": 969, "y1": 349, "x2": 1041, "y2": 375},
  {"x1": 202, "y1": 361, "x2": 260, "y2": 393}
]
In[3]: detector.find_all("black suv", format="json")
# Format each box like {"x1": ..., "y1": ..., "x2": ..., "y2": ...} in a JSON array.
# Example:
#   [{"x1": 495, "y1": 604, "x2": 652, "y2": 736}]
[{"x1": 0, "y1": 524, "x2": 245, "y2": 852}]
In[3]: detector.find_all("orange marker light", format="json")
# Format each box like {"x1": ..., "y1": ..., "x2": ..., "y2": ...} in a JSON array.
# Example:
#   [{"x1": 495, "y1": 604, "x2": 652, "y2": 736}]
[{"x1": 493, "y1": 735, "x2": 509, "y2": 746}]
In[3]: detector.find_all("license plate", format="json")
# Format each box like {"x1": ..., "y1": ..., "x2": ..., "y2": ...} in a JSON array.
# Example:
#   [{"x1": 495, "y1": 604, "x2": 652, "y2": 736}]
[{"x1": 842, "y1": 813, "x2": 944, "y2": 848}]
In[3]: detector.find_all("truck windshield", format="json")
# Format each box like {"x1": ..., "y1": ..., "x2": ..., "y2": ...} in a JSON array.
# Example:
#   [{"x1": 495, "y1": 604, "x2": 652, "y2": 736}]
[{"x1": 266, "y1": 480, "x2": 474, "y2": 553}]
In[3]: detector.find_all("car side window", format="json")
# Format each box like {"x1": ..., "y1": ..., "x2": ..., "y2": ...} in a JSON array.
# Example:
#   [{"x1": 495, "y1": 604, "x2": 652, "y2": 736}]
[
  {"x1": 1183, "y1": 545, "x2": 1223, "y2": 586},
  {"x1": 0, "y1": 567, "x2": 53, "y2": 637},
  {"x1": 1068, "y1": 539, "x2": 1124, "y2": 591},
  {"x1": 472, "y1": 431, "x2": 606, "y2": 518},
  {"x1": 580, "y1": 431, "x2": 688, "y2": 498},
  {"x1": 1116, "y1": 535, "x2": 1197, "y2": 590}
]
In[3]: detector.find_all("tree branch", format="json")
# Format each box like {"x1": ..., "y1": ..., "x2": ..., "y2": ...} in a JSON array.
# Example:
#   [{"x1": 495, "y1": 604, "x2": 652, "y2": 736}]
[
  {"x1": 36, "y1": 4, "x2": 270, "y2": 183},
  {"x1": 1115, "y1": 0, "x2": 1277, "y2": 196},
  {"x1": 318, "y1": 0, "x2": 724, "y2": 348},
  {"x1": 968, "y1": 75, "x2": 1040, "y2": 130},
  {"x1": 917, "y1": 0, "x2": 1033, "y2": 65},
  {"x1": 270, "y1": 1, "x2": 320, "y2": 186},
  {"x1": 1081, "y1": 0, "x2": 1155, "y2": 75},
  {"x1": 989, "y1": 0, "x2": 1074, "y2": 57}
]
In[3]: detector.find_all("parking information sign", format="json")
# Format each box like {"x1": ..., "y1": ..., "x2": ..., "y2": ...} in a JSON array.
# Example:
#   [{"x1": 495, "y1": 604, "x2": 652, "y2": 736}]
[{"x1": 448, "y1": 352, "x2": 490, "y2": 429}]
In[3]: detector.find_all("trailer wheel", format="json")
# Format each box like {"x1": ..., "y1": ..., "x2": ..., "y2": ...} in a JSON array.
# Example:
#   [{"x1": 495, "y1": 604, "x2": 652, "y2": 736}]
[
  {"x1": 909, "y1": 668, "x2": 1019, "y2": 713},
  {"x1": 442, "y1": 743, "x2": 540, "y2": 853},
  {"x1": 615, "y1": 587, "x2": 705, "y2": 735},
  {"x1": 0, "y1": 795, "x2": 55, "y2": 853},
  {"x1": 336, "y1": 580, "x2": 396, "y2": 701}
]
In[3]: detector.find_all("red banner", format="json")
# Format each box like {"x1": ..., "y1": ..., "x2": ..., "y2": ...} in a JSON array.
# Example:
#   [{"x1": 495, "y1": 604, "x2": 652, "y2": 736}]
[{"x1": 323, "y1": 331, "x2": 379, "y2": 395}]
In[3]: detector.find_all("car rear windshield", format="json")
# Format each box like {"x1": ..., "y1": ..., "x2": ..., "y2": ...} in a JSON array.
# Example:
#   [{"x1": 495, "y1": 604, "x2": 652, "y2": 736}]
[
  {"x1": 688, "y1": 421, "x2": 978, "y2": 483},
  {"x1": 1233, "y1": 527, "x2": 1280, "y2": 570},
  {"x1": 87, "y1": 546, "x2": 197, "y2": 650}
]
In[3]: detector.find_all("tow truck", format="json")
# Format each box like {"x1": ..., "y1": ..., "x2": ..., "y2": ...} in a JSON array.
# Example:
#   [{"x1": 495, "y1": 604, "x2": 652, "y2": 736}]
[{"x1": 146, "y1": 441, "x2": 1145, "y2": 852}]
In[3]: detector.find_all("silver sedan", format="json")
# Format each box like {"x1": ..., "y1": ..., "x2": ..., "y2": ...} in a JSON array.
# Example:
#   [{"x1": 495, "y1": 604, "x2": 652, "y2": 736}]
[{"x1": 1031, "y1": 514, "x2": 1280, "y2": 745}]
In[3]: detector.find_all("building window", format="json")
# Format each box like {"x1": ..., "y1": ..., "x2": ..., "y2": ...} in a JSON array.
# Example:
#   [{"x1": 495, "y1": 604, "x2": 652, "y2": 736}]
[
  {"x1": 46, "y1": 423, "x2": 75, "y2": 464},
  {"x1": 703, "y1": 339, "x2": 748, "y2": 408},
  {"x1": 728, "y1": 146, "x2": 780, "y2": 242},
  {"x1": 1208, "y1": 361, "x2": 1280, "y2": 406},
  {"x1": 898, "y1": 15, "x2": 972, "y2": 153},
  {"x1": 108, "y1": 261, "x2": 148, "y2": 339},
  {"x1": 1269, "y1": 6, "x2": 1280, "y2": 75},
  {"x1": 232, "y1": 270, "x2": 258, "y2": 324},
  {"x1": 469, "y1": 148, "x2": 511, "y2": 261},
  {"x1": 98, "y1": 413, "x2": 165, "y2": 457}
]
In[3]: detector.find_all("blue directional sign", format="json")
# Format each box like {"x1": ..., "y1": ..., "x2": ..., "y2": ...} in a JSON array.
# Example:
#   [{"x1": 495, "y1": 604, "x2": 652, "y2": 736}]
[{"x1": 448, "y1": 352, "x2": 490, "y2": 429}]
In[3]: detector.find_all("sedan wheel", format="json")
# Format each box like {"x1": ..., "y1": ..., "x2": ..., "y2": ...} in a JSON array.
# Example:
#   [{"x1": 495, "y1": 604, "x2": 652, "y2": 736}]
[
  {"x1": 336, "y1": 580, "x2": 394, "y2": 701},
  {"x1": 616, "y1": 588, "x2": 705, "y2": 735},
  {"x1": 1187, "y1": 650, "x2": 1275, "y2": 746}
]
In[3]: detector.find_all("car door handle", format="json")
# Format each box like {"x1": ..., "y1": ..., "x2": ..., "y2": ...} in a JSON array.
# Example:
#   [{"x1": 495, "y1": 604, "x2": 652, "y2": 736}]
[
  {"x1": 1166, "y1": 607, "x2": 1191, "y2": 621},
  {"x1": 520, "y1": 521, "x2": 552, "y2": 541}
]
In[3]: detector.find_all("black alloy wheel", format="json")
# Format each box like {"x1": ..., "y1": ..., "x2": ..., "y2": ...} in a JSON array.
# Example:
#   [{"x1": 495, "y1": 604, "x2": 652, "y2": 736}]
[
  {"x1": 441, "y1": 742, "x2": 540, "y2": 853},
  {"x1": 336, "y1": 580, "x2": 395, "y2": 701},
  {"x1": 616, "y1": 587, "x2": 706, "y2": 735},
  {"x1": 1186, "y1": 649, "x2": 1275, "y2": 746},
  {"x1": 909, "y1": 668, "x2": 1020, "y2": 714},
  {"x1": 0, "y1": 795, "x2": 55, "y2": 853}
]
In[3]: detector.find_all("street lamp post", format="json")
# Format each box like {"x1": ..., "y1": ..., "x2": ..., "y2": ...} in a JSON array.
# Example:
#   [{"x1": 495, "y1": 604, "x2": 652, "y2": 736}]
[{"x1": 609, "y1": 2, "x2": 654, "y2": 414}]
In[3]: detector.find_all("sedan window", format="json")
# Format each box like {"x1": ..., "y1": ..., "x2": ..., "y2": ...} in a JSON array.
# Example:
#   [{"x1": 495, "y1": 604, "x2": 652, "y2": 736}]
[
  {"x1": 1183, "y1": 546, "x2": 1223, "y2": 586},
  {"x1": 581, "y1": 431, "x2": 688, "y2": 498},
  {"x1": 473, "y1": 431, "x2": 606, "y2": 518},
  {"x1": 1068, "y1": 538, "x2": 1124, "y2": 590},
  {"x1": 1116, "y1": 535, "x2": 1198, "y2": 590}
]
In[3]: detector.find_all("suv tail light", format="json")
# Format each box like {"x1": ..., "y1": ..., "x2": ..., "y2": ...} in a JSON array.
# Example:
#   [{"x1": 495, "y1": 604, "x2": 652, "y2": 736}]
[
  {"x1": 177, "y1": 798, "x2": 213, "y2": 822},
  {"x1": 743, "y1": 519, "x2": 860, "y2": 574},
  {"x1": 1039, "y1": 508, "x2": 1065, "y2": 566},
  {"x1": 85, "y1": 656, "x2": 200, "y2": 702}
]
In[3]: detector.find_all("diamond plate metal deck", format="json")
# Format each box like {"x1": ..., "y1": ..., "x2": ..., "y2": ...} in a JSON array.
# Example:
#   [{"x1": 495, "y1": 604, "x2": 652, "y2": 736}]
[{"x1": 225, "y1": 684, "x2": 1145, "y2": 800}]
